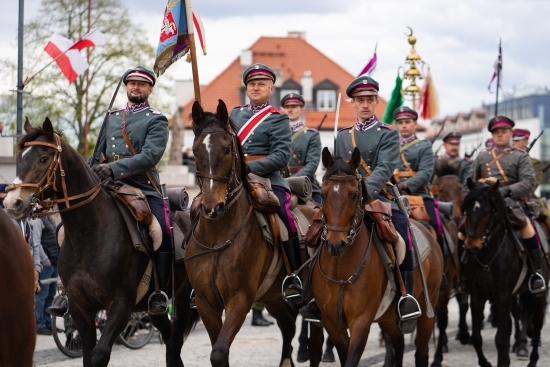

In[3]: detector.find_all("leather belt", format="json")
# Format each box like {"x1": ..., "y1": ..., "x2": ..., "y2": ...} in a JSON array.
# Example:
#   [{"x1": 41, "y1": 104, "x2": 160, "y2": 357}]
[
  {"x1": 244, "y1": 155, "x2": 267, "y2": 162},
  {"x1": 106, "y1": 155, "x2": 132, "y2": 163}
]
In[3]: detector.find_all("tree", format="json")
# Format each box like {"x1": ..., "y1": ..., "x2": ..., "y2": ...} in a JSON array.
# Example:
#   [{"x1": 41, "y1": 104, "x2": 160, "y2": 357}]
[{"x1": 0, "y1": 0, "x2": 173, "y2": 157}]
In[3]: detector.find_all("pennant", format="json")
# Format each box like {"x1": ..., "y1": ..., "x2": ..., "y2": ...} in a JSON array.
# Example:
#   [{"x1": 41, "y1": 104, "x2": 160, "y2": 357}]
[
  {"x1": 488, "y1": 40, "x2": 502, "y2": 93},
  {"x1": 357, "y1": 43, "x2": 377, "y2": 77},
  {"x1": 70, "y1": 28, "x2": 106, "y2": 51},
  {"x1": 44, "y1": 32, "x2": 88, "y2": 84},
  {"x1": 193, "y1": 9, "x2": 206, "y2": 55},
  {"x1": 154, "y1": 0, "x2": 191, "y2": 76},
  {"x1": 417, "y1": 70, "x2": 439, "y2": 120},
  {"x1": 382, "y1": 75, "x2": 404, "y2": 124}
]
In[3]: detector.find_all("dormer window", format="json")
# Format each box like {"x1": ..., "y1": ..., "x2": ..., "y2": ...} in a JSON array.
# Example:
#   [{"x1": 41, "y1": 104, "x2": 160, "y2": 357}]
[{"x1": 317, "y1": 90, "x2": 336, "y2": 111}]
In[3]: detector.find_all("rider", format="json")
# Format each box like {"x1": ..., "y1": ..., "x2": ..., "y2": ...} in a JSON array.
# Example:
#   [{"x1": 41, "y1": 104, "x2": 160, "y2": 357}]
[
  {"x1": 434, "y1": 131, "x2": 472, "y2": 185},
  {"x1": 229, "y1": 63, "x2": 303, "y2": 304},
  {"x1": 393, "y1": 106, "x2": 446, "y2": 256},
  {"x1": 49, "y1": 66, "x2": 172, "y2": 316},
  {"x1": 280, "y1": 93, "x2": 322, "y2": 205},
  {"x1": 301, "y1": 76, "x2": 421, "y2": 331},
  {"x1": 462, "y1": 116, "x2": 545, "y2": 294},
  {"x1": 511, "y1": 129, "x2": 543, "y2": 192}
]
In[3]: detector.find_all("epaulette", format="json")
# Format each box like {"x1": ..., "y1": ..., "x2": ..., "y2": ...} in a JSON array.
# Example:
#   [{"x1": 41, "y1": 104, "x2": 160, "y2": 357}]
[
  {"x1": 307, "y1": 127, "x2": 318, "y2": 132},
  {"x1": 338, "y1": 125, "x2": 353, "y2": 133},
  {"x1": 510, "y1": 147, "x2": 527, "y2": 153},
  {"x1": 109, "y1": 108, "x2": 123, "y2": 114},
  {"x1": 149, "y1": 108, "x2": 161, "y2": 115},
  {"x1": 379, "y1": 122, "x2": 394, "y2": 129}
]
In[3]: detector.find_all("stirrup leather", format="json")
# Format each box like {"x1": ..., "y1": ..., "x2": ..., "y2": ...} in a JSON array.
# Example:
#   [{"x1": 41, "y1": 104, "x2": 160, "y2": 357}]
[
  {"x1": 528, "y1": 273, "x2": 546, "y2": 294},
  {"x1": 397, "y1": 294, "x2": 421, "y2": 321}
]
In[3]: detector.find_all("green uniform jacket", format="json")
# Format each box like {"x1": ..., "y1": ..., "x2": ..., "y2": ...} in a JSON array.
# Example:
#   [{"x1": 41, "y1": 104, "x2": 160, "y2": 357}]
[
  {"x1": 531, "y1": 157, "x2": 543, "y2": 192},
  {"x1": 463, "y1": 147, "x2": 535, "y2": 201},
  {"x1": 334, "y1": 120, "x2": 399, "y2": 206},
  {"x1": 91, "y1": 106, "x2": 169, "y2": 198},
  {"x1": 395, "y1": 139, "x2": 434, "y2": 199},
  {"x1": 230, "y1": 106, "x2": 291, "y2": 189},
  {"x1": 290, "y1": 127, "x2": 322, "y2": 192}
]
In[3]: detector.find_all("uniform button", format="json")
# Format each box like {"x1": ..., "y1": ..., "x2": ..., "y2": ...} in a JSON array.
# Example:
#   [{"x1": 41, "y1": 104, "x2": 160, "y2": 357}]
[
  {"x1": 251, "y1": 132, "x2": 254, "y2": 135},
  {"x1": 125, "y1": 145, "x2": 128, "y2": 148},
  {"x1": 116, "y1": 112, "x2": 119, "y2": 115},
  {"x1": 348, "y1": 151, "x2": 352, "y2": 154},
  {"x1": 377, "y1": 128, "x2": 381, "y2": 131},
  {"x1": 240, "y1": 108, "x2": 244, "y2": 110},
  {"x1": 112, "y1": 145, "x2": 115, "y2": 148},
  {"x1": 146, "y1": 113, "x2": 150, "y2": 116},
  {"x1": 248, "y1": 140, "x2": 252, "y2": 143},
  {"x1": 147, "y1": 181, "x2": 151, "y2": 184},
  {"x1": 349, "y1": 130, "x2": 352, "y2": 134},
  {"x1": 111, "y1": 137, "x2": 115, "y2": 141},
  {"x1": 120, "y1": 172, "x2": 124, "y2": 176}
]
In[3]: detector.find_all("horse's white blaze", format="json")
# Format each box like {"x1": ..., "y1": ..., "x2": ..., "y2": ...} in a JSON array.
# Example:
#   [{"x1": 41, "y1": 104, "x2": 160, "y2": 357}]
[
  {"x1": 474, "y1": 201, "x2": 480, "y2": 210},
  {"x1": 22, "y1": 146, "x2": 32, "y2": 157},
  {"x1": 333, "y1": 183, "x2": 340, "y2": 193},
  {"x1": 4, "y1": 177, "x2": 22, "y2": 210},
  {"x1": 202, "y1": 133, "x2": 215, "y2": 191}
]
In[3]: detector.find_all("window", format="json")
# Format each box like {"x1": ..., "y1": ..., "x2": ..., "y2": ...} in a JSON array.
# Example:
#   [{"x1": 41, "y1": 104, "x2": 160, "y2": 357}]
[{"x1": 316, "y1": 90, "x2": 336, "y2": 111}]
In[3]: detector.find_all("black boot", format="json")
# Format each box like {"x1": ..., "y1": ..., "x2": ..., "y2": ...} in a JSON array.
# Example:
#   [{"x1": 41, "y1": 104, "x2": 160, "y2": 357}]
[
  {"x1": 398, "y1": 271, "x2": 421, "y2": 334},
  {"x1": 527, "y1": 247, "x2": 546, "y2": 295},
  {"x1": 282, "y1": 237, "x2": 304, "y2": 304},
  {"x1": 251, "y1": 309, "x2": 272, "y2": 327},
  {"x1": 46, "y1": 298, "x2": 68, "y2": 317},
  {"x1": 148, "y1": 252, "x2": 173, "y2": 315},
  {"x1": 299, "y1": 299, "x2": 322, "y2": 327}
]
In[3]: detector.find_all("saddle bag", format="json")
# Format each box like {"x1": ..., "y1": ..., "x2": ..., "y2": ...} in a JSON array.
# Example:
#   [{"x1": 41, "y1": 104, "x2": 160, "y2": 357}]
[
  {"x1": 505, "y1": 197, "x2": 528, "y2": 229},
  {"x1": 405, "y1": 195, "x2": 430, "y2": 222},
  {"x1": 247, "y1": 173, "x2": 280, "y2": 213},
  {"x1": 305, "y1": 208, "x2": 323, "y2": 248},
  {"x1": 527, "y1": 199, "x2": 542, "y2": 220},
  {"x1": 364, "y1": 199, "x2": 399, "y2": 243},
  {"x1": 111, "y1": 184, "x2": 153, "y2": 226}
]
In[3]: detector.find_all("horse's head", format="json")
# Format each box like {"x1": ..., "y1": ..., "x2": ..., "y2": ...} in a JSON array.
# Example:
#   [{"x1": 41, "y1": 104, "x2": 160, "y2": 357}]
[
  {"x1": 461, "y1": 177, "x2": 504, "y2": 251},
  {"x1": 435, "y1": 159, "x2": 462, "y2": 220},
  {"x1": 192, "y1": 100, "x2": 246, "y2": 219},
  {"x1": 320, "y1": 147, "x2": 369, "y2": 257}
]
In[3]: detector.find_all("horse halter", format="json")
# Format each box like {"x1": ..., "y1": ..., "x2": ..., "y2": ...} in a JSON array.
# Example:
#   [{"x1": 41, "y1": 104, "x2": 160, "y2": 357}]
[
  {"x1": 321, "y1": 173, "x2": 364, "y2": 248},
  {"x1": 8, "y1": 133, "x2": 102, "y2": 217}
]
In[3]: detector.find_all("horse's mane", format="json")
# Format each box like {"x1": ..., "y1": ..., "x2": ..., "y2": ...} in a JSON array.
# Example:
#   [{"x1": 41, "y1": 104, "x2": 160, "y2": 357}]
[
  {"x1": 462, "y1": 182, "x2": 506, "y2": 222},
  {"x1": 436, "y1": 159, "x2": 459, "y2": 177},
  {"x1": 323, "y1": 156, "x2": 356, "y2": 179}
]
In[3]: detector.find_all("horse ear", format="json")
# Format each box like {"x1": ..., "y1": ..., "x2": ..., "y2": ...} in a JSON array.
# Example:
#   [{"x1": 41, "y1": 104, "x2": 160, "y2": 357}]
[
  {"x1": 216, "y1": 99, "x2": 229, "y2": 125},
  {"x1": 24, "y1": 116, "x2": 33, "y2": 134},
  {"x1": 191, "y1": 100, "x2": 204, "y2": 130},
  {"x1": 466, "y1": 177, "x2": 475, "y2": 190},
  {"x1": 349, "y1": 147, "x2": 361, "y2": 171},
  {"x1": 322, "y1": 147, "x2": 333, "y2": 169},
  {"x1": 43, "y1": 117, "x2": 54, "y2": 138},
  {"x1": 488, "y1": 179, "x2": 500, "y2": 193}
]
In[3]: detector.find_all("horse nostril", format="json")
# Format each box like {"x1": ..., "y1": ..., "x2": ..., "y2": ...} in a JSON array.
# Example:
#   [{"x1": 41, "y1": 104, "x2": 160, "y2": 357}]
[
  {"x1": 215, "y1": 203, "x2": 225, "y2": 213},
  {"x1": 13, "y1": 198, "x2": 23, "y2": 209}
]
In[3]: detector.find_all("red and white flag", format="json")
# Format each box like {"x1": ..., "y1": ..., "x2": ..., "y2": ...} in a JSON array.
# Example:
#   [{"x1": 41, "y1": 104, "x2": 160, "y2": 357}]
[
  {"x1": 44, "y1": 32, "x2": 88, "y2": 84},
  {"x1": 192, "y1": 9, "x2": 206, "y2": 55},
  {"x1": 70, "y1": 28, "x2": 106, "y2": 51},
  {"x1": 488, "y1": 40, "x2": 502, "y2": 93},
  {"x1": 357, "y1": 43, "x2": 377, "y2": 77}
]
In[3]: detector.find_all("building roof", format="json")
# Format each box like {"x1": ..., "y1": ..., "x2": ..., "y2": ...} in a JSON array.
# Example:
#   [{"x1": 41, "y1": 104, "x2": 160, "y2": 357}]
[{"x1": 180, "y1": 34, "x2": 387, "y2": 130}]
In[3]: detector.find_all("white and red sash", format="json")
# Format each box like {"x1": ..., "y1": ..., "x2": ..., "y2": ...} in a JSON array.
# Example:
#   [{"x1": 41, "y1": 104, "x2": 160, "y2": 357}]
[{"x1": 237, "y1": 106, "x2": 277, "y2": 143}]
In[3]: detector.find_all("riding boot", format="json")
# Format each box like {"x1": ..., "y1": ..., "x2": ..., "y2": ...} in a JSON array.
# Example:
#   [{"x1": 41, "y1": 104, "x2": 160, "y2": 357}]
[
  {"x1": 251, "y1": 309, "x2": 272, "y2": 326},
  {"x1": 46, "y1": 298, "x2": 68, "y2": 317},
  {"x1": 282, "y1": 237, "x2": 304, "y2": 304},
  {"x1": 526, "y1": 247, "x2": 546, "y2": 295},
  {"x1": 299, "y1": 298, "x2": 322, "y2": 327},
  {"x1": 148, "y1": 251, "x2": 173, "y2": 315},
  {"x1": 398, "y1": 271, "x2": 421, "y2": 334}
]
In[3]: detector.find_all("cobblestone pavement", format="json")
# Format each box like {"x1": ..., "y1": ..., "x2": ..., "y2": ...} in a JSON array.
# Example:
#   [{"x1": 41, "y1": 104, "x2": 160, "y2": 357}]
[{"x1": 33, "y1": 300, "x2": 550, "y2": 366}]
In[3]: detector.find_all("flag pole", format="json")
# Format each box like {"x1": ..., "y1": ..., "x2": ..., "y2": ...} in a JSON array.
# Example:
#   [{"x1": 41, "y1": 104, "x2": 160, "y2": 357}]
[
  {"x1": 23, "y1": 50, "x2": 45, "y2": 84},
  {"x1": 494, "y1": 38, "x2": 501, "y2": 116},
  {"x1": 185, "y1": 0, "x2": 201, "y2": 105},
  {"x1": 83, "y1": 0, "x2": 92, "y2": 160}
]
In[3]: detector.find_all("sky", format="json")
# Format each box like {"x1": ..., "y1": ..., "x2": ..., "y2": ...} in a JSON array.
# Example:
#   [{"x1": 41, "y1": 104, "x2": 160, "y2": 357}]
[{"x1": 1, "y1": 0, "x2": 550, "y2": 122}]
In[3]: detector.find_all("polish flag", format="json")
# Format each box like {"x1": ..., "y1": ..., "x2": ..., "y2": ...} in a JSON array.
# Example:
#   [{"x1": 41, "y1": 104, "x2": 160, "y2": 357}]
[
  {"x1": 70, "y1": 28, "x2": 106, "y2": 51},
  {"x1": 44, "y1": 32, "x2": 88, "y2": 84},
  {"x1": 192, "y1": 9, "x2": 206, "y2": 55}
]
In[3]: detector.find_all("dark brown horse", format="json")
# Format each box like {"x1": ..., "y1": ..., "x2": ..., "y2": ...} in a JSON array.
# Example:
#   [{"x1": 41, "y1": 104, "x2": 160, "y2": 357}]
[
  {"x1": 185, "y1": 100, "x2": 319, "y2": 367},
  {"x1": 4, "y1": 118, "x2": 199, "y2": 367},
  {"x1": 310, "y1": 147, "x2": 443, "y2": 367},
  {"x1": 0, "y1": 210, "x2": 35, "y2": 367}
]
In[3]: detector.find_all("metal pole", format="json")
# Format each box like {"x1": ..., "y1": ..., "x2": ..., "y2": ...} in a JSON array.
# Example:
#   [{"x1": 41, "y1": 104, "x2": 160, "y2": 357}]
[
  {"x1": 494, "y1": 39, "x2": 502, "y2": 116},
  {"x1": 83, "y1": 0, "x2": 91, "y2": 159},
  {"x1": 16, "y1": 0, "x2": 24, "y2": 137}
]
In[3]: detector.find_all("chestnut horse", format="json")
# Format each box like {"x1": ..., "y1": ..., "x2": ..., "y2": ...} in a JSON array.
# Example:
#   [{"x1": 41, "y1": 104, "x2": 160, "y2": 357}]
[
  {"x1": 310, "y1": 148, "x2": 443, "y2": 367},
  {"x1": 4, "y1": 118, "x2": 199, "y2": 367},
  {"x1": 0, "y1": 210, "x2": 35, "y2": 367},
  {"x1": 185, "y1": 100, "x2": 320, "y2": 367}
]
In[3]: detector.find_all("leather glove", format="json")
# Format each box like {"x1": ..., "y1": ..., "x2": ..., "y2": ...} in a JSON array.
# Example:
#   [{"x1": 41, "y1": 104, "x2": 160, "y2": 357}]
[
  {"x1": 92, "y1": 164, "x2": 113, "y2": 180},
  {"x1": 397, "y1": 182, "x2": 409, "y2": 194},
  {"x1": 499, "y1": 186, "x2": 511, "y2": 198}
]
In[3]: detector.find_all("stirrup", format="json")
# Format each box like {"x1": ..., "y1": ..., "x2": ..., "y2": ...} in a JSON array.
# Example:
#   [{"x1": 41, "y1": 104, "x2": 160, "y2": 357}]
[
  {"x1": 282, "y1": 274, "x2": 303, "y2": 303},
  {"x1": 397, "y1": 294, "x2": 421, "y2": 321},
  {"x1": 529, "y1": 273, "x2": 546, "y2": 294},
  {"x1": 299, "y1": 300, "x2": 322, "y2": 327},
  {"x1": 148, "y1": 290, "x2": 169, "y2": 315},
  {"x1": 189, "y1": 289, "x2": 197, "y2": 309}
]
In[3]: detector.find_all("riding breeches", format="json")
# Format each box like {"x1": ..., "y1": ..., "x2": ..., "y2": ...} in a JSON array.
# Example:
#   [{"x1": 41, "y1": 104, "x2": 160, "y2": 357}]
[
  {"x1": 272, "y1": 185, "x2": 298, "y2": 240},
  {"x1": 392, "y1": 209, "x2": 413, "y2": 272},
  {"x1": 147, "y1": 195, "x2": 172, "y2": 252}
]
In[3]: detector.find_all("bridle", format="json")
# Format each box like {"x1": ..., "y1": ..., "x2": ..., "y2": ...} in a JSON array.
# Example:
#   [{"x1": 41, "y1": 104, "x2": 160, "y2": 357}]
[
  {"x1": 464, "y1": 197, "x2": 501, "y2": 250},
  {"x1": 8, "y1": 133, "x2": 102, "y2": 217}
]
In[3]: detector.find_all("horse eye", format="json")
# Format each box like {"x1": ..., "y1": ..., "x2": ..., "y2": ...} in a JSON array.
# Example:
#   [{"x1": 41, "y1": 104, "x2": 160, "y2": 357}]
[
  {"x1": 39, "y1": 156, "x2": 48, "y2": 163},
  {"x1": 352, "y1": 191, "x2": 359, "y2": 200},
  {"x1": 224, "y1": 147, "x2": 231, "y2": 155}
]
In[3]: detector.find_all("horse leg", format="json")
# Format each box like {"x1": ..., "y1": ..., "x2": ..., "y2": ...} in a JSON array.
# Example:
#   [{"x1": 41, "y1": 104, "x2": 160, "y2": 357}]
[
  {"x1": 92, "y1": 302, "x2": 132, "y2": 367},
  {"x1": 456, "y1": 292, "x2": 471, "y2": 345},
  {"x1": 344, "y1": 321, "x2": 371, "y2": 367},
  {"x1": 432, "y1": 292, "x2": 450, "y2": 367},
  {"x1": 510, "y1": 295, "x2": 528, "y2": 358},
  {"x1": 415, "y1": 313, "x2": 435, "y2": 367},
  {"x1": 264, "y1": 299, "x2": 296, "y2": 367},
  {"x1": 322, "y1": 318, "x2": 348, "y2": 366},
  {"x1": 195, "y1": 299, "x2": 224, "y2": 365},
  {"x1": 526, "y1": 293, "x2": 546, "y2": 367},
  {"x1": 297, "y1": 318, "x2": 309, "y2": 362},
  {"x1": 68, "y1": 305, "x2": 97, "y2": 367},
  {"x1": 493, "y1": 297, "x2": 513, "y2": 367},
  {"x1": 308, "y1": 324, "x2": 324, "y2": 367},
  {"x1": 379, "y1": 322, "x2": 404, "y2": 367},
  {"x1": 470, "y1": 295, "x2": 491, "y2": 367}
]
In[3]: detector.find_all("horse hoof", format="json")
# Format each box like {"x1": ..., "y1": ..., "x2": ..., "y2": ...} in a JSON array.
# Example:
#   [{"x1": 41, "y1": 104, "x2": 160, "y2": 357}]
[
  {"x1": 516, "y1": 347, "x2": 529, "y2": 359},
  {"x1": 456, "y1": 332, "x2": 470, "y2": 345},
  {"x1": 297, "y1": 348, "x2": 309, "y2": 363},
  {"x1": 442, "y1": 345, "x2": 449, "y2": 354},
  {"x1": 322, "y1": 350, "x2": 335, "y2": 363}
]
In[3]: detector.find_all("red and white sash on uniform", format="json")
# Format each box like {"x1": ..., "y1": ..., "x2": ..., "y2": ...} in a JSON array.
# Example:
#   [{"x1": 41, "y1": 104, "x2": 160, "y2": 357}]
[{"x1": 237, "y1": 106, "x2": 277, "y2": 143}]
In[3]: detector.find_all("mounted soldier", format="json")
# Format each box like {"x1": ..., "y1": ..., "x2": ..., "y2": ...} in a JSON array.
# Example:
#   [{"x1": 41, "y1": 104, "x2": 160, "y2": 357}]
[
  {"x1": 280, "y1": 92, "x2": 322, "y2": 205},
  {"x1": 462, "y1": 116, "x2": 546, "y2": 294},
  {"x1": 435, "y1": 131, "x2": 472, "y2": 185}
]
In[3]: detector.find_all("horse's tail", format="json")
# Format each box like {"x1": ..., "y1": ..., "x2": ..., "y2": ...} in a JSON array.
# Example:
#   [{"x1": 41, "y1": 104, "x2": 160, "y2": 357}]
[{"x1": 182, "y1": 308, "x2": 200, "y2": 342}]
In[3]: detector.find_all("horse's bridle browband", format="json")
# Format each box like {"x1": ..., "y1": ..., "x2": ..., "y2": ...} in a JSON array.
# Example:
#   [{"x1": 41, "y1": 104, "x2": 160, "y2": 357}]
[{"x1": 8, "y1": 134, "x2": 102, "y2": 217}]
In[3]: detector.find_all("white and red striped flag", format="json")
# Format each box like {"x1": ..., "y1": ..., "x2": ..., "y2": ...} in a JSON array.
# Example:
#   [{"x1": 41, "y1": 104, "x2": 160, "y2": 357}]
[
  {"x1": 44, "y1": 32, "x2": 88, "y2": 84},
  {"x1": 357, "y1": 43, "x2": 377, "y2": 77},
  {"x1": 192, "y1": 9, "x2": 206, "y2": 55},
  {"x1": 488, "y1": 39, "x2": 502, "y2": 93},
  {"x1": 70, "y1": 28, "x2": 106, "y2": 51}
]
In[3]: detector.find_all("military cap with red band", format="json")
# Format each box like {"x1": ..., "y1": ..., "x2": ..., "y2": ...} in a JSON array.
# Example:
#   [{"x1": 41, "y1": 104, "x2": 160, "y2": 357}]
[
  {"x1": 280, "y1": 93, "x2": 305, "y2": 107},
  {"x1": 122, "y1": 66, "x2": 156, "y2": 86},
  {"x1": 487, "y1": 115, "x2": 515, "y2": 132},
  {"x1": 242, "y1": 63, "x2": 276, "y2": 85},
  {"x1": 512, "y1": 128, "x2": 530, "y2": 141},
  {"x1": 442, "y1": 131, "x2": 462, "y2": 143},
  {"x1": 346, "y1": 75, "x2": 379, "y2": 98},
  {"x1": 393, "y1": 106, "x2": 418, "y2": 121}
]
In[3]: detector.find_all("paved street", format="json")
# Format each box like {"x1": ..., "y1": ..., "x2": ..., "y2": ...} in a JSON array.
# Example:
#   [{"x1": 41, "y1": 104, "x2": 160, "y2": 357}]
[{"x1": 33, "y1": 300, "x2": 550, "y2": 366}]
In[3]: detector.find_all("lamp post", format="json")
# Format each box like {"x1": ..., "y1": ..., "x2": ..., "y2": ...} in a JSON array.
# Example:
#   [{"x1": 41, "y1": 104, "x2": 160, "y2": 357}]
[{"x1": 400, "y1": 27, "x2": 427, "y2": 108}]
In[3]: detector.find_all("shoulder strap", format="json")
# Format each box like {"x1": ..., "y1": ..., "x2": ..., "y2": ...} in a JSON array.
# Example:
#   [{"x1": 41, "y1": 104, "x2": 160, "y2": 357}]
[
  {"x1": 351, "y1": 127, "x2": 372, "y2": 175},
  {"x1": 399, "y1": 139, "x2": 420, "y2": 152},
  {"x1": 121, "y1": 111, "x2": 160, "y2": 192},
  {"x1": 291, "y1": 127, "x2": 308, "y2": 141},
  {"x1": 490, "y1": 148, "x2": 509, "y2": 182},
  {"x1": 237, "y1": 106, "x2": 277, "y2": 143}
]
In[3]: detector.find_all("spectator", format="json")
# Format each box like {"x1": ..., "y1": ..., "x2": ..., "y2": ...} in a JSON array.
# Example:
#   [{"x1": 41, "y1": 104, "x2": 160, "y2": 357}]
[
  {"x1": 0, "y1": 121, "x2": 4, "y2": 135},
  {"x1": 31, "y1": 216, "x2": 59, "y2": 335}
]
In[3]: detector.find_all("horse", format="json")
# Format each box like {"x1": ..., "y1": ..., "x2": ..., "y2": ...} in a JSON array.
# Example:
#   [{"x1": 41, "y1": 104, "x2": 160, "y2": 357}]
[
  {"x1": 310, "y1": 147, "x2": 443, "y2": 367},
  {"x1": 0, "y1": 210, "x2": 35, "y2": 367},
  {"x1": 430, "y1": 159, "x2": 466, "y2": 367},
  {"x1": 185, "y1": 100, "x2": 321, "y2": 367},
  {"x1": 461, "y1": 178, "x2": 548, "y2": 367},
  {"x1": 4, "y1": 117, "x2": 199, "y2": 367}
]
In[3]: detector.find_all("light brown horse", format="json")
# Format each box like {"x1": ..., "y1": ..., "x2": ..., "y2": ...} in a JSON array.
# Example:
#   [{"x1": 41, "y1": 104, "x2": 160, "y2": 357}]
[
  {"x1": 310, "y1": 147, "x2": 443, "y2": 367},
  {"x1": 185, "y1": 100, "x2": 318, "y2": 367},
  {"x1": 0, "y1": 210, "x2": 35, "y2": 367}
]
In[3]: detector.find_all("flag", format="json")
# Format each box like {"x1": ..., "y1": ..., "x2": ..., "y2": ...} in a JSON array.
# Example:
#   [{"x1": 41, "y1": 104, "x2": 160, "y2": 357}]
[
  {"x1": 154, "y1": 0, "x2": 192, "y2": 76},
  {"x1": 70, "y1": 28, "x2": 106, "y2": 51},
  {"x1": 382, "y1": 75, "x2": 404, "y2": 124},
  {"x1": 417, "y1": 69, "x2": 439, "y2": 120},
  {"x1": 488, "y1": 39, "x2": 502, "y2": 93},
  {"x1": 44, "y1": 32, "x2": 88, "y2": 84},
  {"x1": 192, "y1": 9, "x2": 206, "y2": 55},
  {"x1": 357, "y1": 43, "x2": 377, "y2": 77}
]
